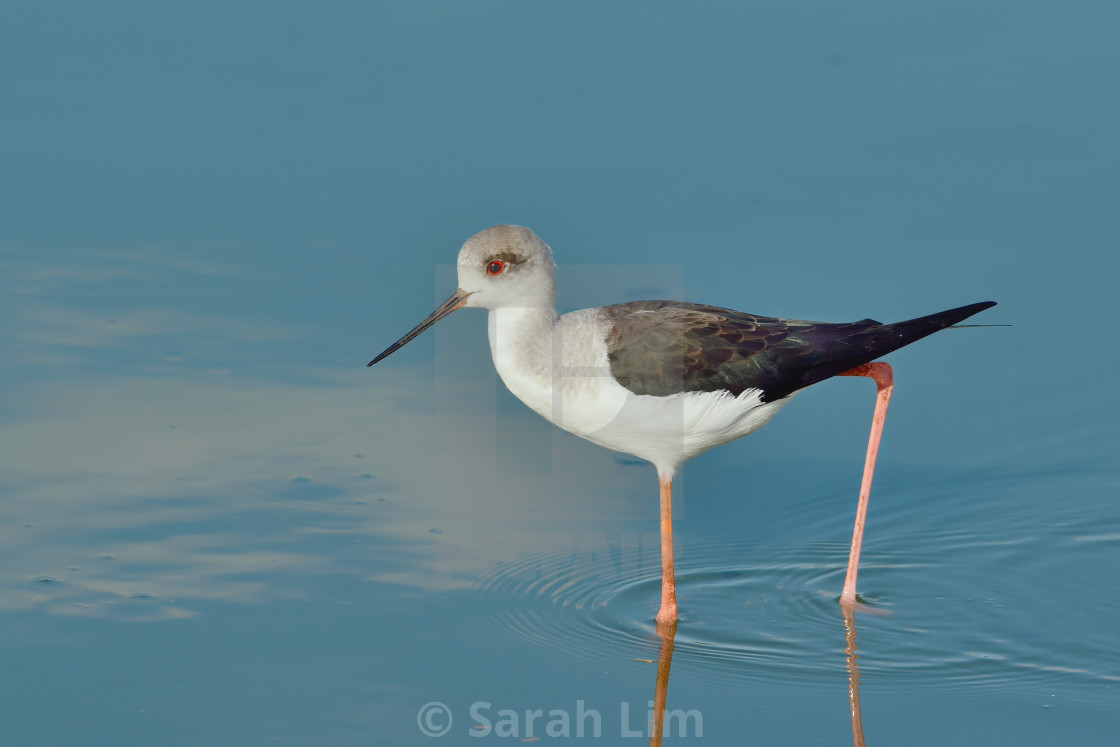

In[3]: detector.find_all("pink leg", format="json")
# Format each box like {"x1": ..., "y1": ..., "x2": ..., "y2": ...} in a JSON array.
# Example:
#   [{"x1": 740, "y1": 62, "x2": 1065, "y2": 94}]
[
  {"x1": 655, "y1": 478, "x2": 678, "y2": 623},
  {"x1": 837, "y1": 362, "x2": 894, "y2": 610}
]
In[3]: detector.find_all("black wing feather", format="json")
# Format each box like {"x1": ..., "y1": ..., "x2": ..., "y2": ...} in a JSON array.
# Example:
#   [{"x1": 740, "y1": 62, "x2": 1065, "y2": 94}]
[{"x1": 604, "y1": 300, "x2": 996, "y2": 402}]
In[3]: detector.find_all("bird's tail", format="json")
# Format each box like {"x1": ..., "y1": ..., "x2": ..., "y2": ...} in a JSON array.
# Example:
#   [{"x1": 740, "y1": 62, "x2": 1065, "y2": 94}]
[
  {"x1": 887, "y1": 301, "x2": 999, "y2": 341},
  {"x1": 763, "y1": 301, "x2": 999, "y2": 400}
]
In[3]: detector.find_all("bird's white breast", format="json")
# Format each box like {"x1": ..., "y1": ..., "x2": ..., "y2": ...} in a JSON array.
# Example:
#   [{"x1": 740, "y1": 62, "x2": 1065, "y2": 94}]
[
  {"x1": 487, "y1": 306, "x2": 630, "y2": 436},
  {"x1": 487, "y1": 306, "x2": 792, "y2": 478}
]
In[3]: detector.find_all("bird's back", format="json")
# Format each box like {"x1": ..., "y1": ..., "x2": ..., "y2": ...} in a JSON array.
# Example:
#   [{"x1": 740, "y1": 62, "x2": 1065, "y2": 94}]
[{"x1": 603, "y1": 300, "x2": 996, "y2": 402}]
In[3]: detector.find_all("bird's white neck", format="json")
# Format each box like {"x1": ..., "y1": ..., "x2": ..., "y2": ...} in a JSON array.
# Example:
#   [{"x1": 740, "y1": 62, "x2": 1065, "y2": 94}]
[
  {"x1": 487, "y1": 304, "x2": 560, "y2": 414},
  {"x1": 487, "y1": 304, "x2": 558, "y2": 370}
]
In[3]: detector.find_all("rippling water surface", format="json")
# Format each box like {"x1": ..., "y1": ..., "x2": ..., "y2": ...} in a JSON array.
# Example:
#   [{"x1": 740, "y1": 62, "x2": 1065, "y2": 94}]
[{"x1": 476, "y1": 471, "x2": 1120, "y2": 698}]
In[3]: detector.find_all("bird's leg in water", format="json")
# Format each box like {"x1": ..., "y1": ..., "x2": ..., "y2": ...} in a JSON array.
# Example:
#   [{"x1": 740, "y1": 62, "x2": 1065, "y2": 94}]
[{"x1": 838, "y1": 362, "x2": 894, "y2": 610}]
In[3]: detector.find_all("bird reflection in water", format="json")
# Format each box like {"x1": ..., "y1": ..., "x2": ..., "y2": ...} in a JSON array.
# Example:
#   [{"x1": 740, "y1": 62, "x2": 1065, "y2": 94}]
[
  {"x1": 644, "y1": 612, "x2": 867, "y2": 747},
  {"x1": 843, "y1": 610, "x2": 867, "y2": 747},
  {"x1": 647, "y1": 620, "x2": 678, "y2": 747}
]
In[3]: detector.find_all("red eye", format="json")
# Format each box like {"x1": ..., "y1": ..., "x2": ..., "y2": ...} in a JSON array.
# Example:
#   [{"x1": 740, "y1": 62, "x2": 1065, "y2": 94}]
[{"x1": 486, "y1": 260, "x2": 505, "y2": 276}]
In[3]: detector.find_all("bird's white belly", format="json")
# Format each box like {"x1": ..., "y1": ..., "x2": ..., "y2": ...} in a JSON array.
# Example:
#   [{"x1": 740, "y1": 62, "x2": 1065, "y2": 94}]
[
  {"x1": 588, "y1": 387, "x2": 792, "y2": 475},
  {"x1": 495, "y1": 358, "x2": 791, "y2": 477}
]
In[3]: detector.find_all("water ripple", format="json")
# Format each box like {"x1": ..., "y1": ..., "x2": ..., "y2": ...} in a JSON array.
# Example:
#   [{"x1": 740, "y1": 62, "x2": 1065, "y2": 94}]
[{"x1": 472, "y1": 528, "x2": 1120, "y2": 696}]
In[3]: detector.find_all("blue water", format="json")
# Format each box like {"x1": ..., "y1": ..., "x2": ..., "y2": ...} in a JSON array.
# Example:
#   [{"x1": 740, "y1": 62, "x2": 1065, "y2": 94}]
[{"x1": 2, "y1": 2, "x2": 1119, "y2": 745}]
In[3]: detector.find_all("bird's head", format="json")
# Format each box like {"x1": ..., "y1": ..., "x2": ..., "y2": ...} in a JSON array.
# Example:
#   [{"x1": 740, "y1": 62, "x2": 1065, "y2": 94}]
[{"x1": 367, "y1": 225, "x2": 555, "y2": 366}]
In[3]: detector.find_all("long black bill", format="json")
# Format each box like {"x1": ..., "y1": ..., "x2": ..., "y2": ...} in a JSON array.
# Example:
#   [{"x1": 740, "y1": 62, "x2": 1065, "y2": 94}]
[{"x1": 367, "y1": 289, "x2": 474, "y2": 367}]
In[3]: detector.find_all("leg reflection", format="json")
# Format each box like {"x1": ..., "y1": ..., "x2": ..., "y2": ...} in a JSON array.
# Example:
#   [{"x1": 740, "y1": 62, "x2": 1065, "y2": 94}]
[
  {"x1": 843, "y1": 610, "x2": 866, "y2": 747},
  {"x1": 648, "y1": 619, "x2": 677, "y2": 747}
]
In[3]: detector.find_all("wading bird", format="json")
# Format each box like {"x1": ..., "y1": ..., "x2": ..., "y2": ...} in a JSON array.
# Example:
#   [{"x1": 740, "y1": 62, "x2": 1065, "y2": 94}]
[{"x1": 368, "y1": 225, "x2": 995, "y2": 623}]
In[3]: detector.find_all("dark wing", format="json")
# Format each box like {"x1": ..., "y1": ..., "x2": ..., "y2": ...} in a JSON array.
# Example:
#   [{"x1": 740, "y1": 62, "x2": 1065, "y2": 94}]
[{"x1": 603, "y1": 300, "x2": 996, "y2": 402}]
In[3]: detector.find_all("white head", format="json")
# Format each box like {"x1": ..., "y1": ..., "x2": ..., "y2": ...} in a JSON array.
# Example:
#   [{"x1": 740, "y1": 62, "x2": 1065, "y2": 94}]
[
  {"x1": 368, "y1": 225, "x2": 556, "y2": 366},
  {"x1": 456, "y1": 225, "x2": 556, "y2": 310}
]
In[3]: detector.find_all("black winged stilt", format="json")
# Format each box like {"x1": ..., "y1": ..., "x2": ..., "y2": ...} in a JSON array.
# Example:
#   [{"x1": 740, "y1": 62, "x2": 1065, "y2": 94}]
[{"x1": 368, "y1": 225, "x2": 995, "y2": 623}]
